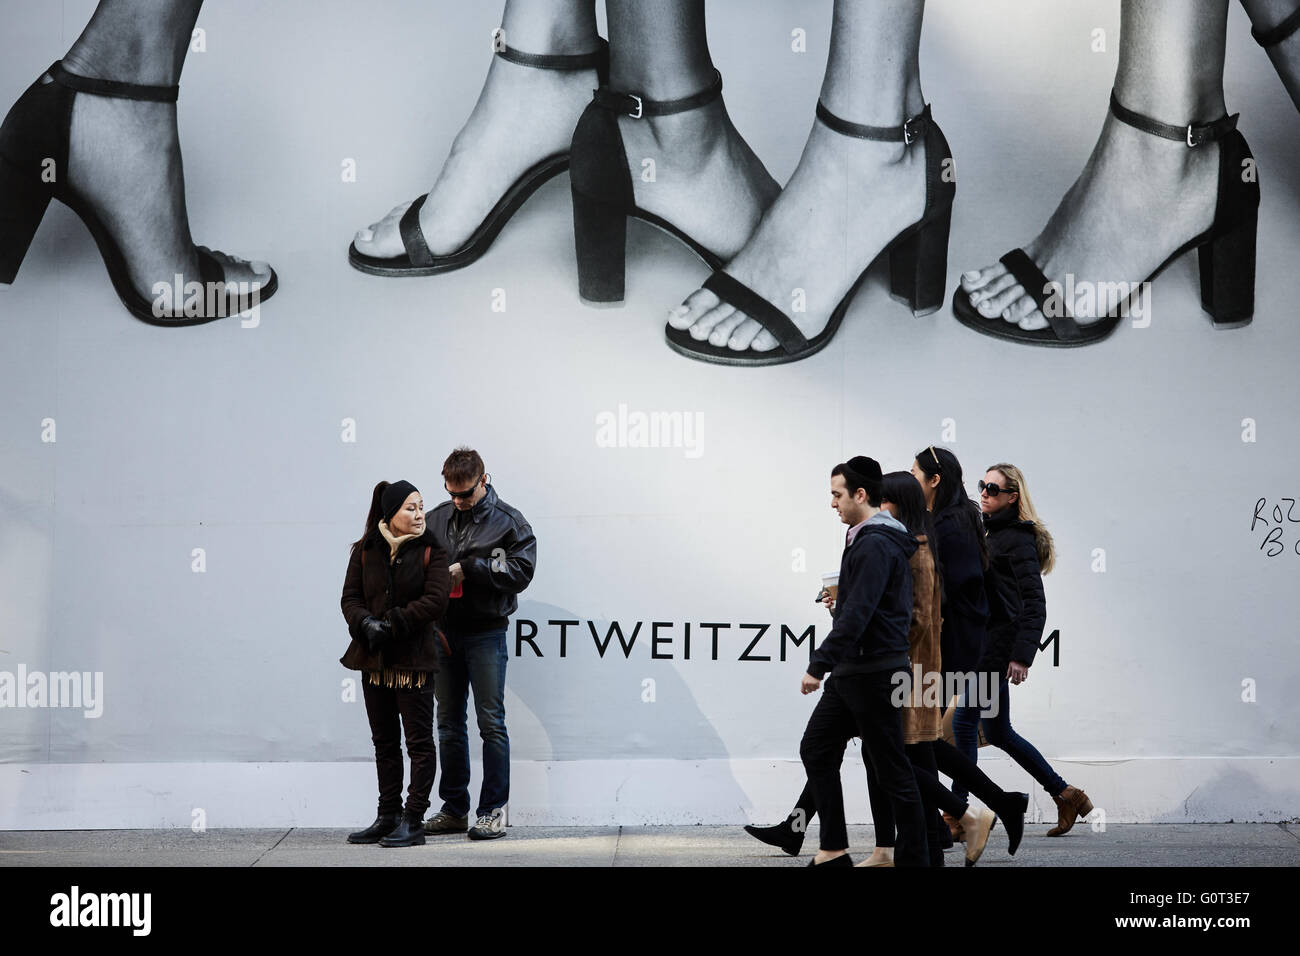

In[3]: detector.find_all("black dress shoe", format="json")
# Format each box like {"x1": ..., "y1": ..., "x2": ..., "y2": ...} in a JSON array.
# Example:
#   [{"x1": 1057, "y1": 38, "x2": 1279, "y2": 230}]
[
  {"x1": 1001, "y1": 792, "x2": 1029, "y2": 856},
  {"x1": 378, "y1": 812, "x2": 427, "y2": 848},
  {"x1": 807, "y1": 853, "x2": 854, "y2": 867},
  {"x1": 744, "y1": 820, "x2": 804, "y2": 856},
  {"x1": 347, "y1": 812, "x2": 401, "y2": 845}
]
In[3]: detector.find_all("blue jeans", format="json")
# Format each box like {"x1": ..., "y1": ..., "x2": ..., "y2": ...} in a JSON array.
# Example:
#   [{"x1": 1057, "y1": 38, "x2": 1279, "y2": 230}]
[
  {"x1": 951, "y1": 676, "x2": 1066, "y2": 803},
  {"x1": 434, "y1": 626, "x2": 510, "y2": 819}
]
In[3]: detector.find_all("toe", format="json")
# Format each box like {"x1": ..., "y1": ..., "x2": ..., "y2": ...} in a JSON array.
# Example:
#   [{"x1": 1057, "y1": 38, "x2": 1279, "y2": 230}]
[
  {"x1": 707, "y1": 311, "x2": 746, "y2": 347},
  {"x1": 669, "y1": 287, "x2": 721, "y2": 331},
  {"x1": 750, "y1": 328, "x2": 780, "y2": 352},
  {"x1": 353, "y1": 202, "x2": 411, "y2": 258},
  {"x1": 981, "y1": 282, "x2": 1026, "y2": 318},
  {"x1": 1001, "y1": 294, "x2": 1038, "y2": 326},
  {"x1": 1018, "y1": 307, "x2": 1050, "y2": 331},
  {"x1": 960, "y1": 263, "x2": 1006, "y2": 294},
  {"x1": 690, "y1": 304, "x2": 735, "y2": 341},
  {"x1": 969, "y1": 271, "x2": 1018, "y2": 317},
  {"x1": 727, "y1": 318, "x2": 763, "y2": 351}
]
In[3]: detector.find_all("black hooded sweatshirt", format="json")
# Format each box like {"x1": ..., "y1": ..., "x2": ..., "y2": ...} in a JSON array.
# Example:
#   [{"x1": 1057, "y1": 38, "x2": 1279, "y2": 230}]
[{"x1": 808, "y1": 514, "x2": 919, "y2": 680}]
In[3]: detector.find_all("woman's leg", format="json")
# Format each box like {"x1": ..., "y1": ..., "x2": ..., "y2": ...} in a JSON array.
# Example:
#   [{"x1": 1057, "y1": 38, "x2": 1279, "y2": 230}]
[
  {"x1": 600, "y1": 0, "x2": 779, "y2": 258},
  {"x1": 396, "y1": 681, "x2": 437, "y2": 820},
  {"x1": 669, "y1": 0, "x2": 930, "y2": 353},
  {"x1": 354, "y1": 0, "x2": 601, "y2": 258},
  {"x1": 949, "y1": 687, "x2": 982, "y2": 804},
  {"x1": 959, "y1": 0, "x2": 1228, "y2": 331},
  {"x1": 980, "y1": 678, "x2": 1068, "y2": 797},
  {"x1": 361, "y1": 679, "x2": 405, "y2": 817},
  {"x1": 44, "y1": 0, "x2": 271, "y2": 298},
  {"x1": 1240, "y1": 0, "x2": 1300, "y2": 110}
]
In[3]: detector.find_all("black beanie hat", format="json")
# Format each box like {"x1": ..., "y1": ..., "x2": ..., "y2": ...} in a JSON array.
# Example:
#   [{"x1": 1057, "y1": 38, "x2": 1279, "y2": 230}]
[
  {"x1": 381, "y1": 480, "x2": 420, "y2": 524},
  {"x1": 844, "y1": 456, "x2": 883, "y2": 496}
]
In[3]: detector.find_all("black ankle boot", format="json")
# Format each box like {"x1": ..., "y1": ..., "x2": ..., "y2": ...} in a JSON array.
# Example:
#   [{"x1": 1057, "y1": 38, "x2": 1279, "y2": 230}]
[
  {"x1": 744, "y1": 819, "x2": 804, "y2": 856},
  {"x1": 347, "y1": 812, "x2": 400, "y2": 845},
  {"x1": 378, "y1": 811, "x2": 427, "y2": 848},
  {"x1": 1000, "y1": 792, "x2": 1029, "y2": 856}
]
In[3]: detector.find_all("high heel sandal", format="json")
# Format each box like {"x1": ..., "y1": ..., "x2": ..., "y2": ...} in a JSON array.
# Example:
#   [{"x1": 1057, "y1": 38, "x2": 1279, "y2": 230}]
[
  {"x1": 952, "y1": 88, "x2": 1259, "y2": 347},
  {"x1": 569, "y1": 69, "x2": 728, "y2": 304},
  {"x1": 660, "y1": 101, "x2": 956, "y2": 367},
  {"x1": 348, "y1": 38, "x2": 609, "y2": 277},
  {"x1": 0, "y1": 62, "x2": 276, "y2": 326}
]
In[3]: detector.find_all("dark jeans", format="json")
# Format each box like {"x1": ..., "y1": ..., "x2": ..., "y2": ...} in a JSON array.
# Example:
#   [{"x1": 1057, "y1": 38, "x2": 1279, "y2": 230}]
[
  {"x1": 362, "y1": 677, "x2": 436, "y2": 818},
  {"x1": 799, "y1": 670, "x2": 929, "y2": 866},
  {"x1": 434, "y1": 626, "x2": 510, "y2": 819},
  {"x1": 951, "y1": 675, "x2": 1067, "y2": 802}
]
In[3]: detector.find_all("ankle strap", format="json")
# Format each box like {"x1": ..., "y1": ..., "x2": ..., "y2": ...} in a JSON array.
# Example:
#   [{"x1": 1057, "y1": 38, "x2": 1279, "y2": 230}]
[
  {"x1": 1108, "y1": 90, "x2": 1237, "y2": 147},
  {"x1": 815, "y1": 101, "x2": 931, "y2": 146},
  {"x1": 47, "y1": 61, "x2": 178, "y2": 103},
  {"x1": 495, "y1": 37, "x2": 609, "y2": 85},
  {"x1": 1253, "y1": 6, "x2": 1300, "y2": 47},
  {"x1": 592, "y1": 69, "x2": 722, "y2": 119}
]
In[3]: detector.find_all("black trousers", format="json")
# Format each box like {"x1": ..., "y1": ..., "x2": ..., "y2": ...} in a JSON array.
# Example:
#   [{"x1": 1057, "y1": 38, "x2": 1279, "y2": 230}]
[
  {"x1": 799, "y1": 669, "x2": 929, "y2": 865},
  {"x1": 362, "y1": 678, "x2": 436, "y2": 818}
]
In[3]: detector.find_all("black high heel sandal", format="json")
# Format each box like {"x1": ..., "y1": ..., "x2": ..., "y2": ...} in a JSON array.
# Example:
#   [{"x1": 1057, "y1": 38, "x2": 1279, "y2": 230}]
[
  {"x1": 569, "y1": 69, "x2": 729, "y2": 305},
  {"x1": 0, "y1": 62, "x2": 276, "y2": 326},
  {"x1": 348, "y1": 38, "x2": 609, "y2": 278},
  {"x1": 952, "y1": 88, "x2": 1259, "y2": 347},
  {"x1": 659, "y1": 101, "x2": 955, "y2": 367}
]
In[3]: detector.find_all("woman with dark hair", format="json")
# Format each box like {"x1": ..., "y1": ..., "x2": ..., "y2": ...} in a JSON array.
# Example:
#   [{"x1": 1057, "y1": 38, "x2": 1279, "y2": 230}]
[
  {"x1": 975, "y1": 462, "x2": 1093, "y2": 838},
  {"x1": 339, "y1": 480, "x2": 450, "y2": 848}
]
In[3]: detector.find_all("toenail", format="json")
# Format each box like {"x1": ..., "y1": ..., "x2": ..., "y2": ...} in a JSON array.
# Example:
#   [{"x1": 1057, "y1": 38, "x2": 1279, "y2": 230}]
[
  {"x1": 358, "y1": 228, "x2": 374, "y2": 242},
  {"x1": 251, "y1": 260, "x2": 270, "y2": 275},
  {"x1": 963, "y1": 270, "x2": 979, "y2": 282},
  {"x1": 969, "y1": 291, "x2": 980, "y2": 304}
]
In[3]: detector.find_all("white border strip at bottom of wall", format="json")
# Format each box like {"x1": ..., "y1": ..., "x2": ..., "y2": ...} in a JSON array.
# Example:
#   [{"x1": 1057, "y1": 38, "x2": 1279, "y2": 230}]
[{"x1": 3, "y1": 756, "x2": 1297, "y2": 830}]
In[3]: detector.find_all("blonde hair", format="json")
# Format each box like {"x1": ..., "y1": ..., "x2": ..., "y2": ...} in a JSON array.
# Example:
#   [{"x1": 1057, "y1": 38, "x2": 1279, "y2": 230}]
[{"x1": 987, "y1": 463, "x2": 1055, "y2": 575}]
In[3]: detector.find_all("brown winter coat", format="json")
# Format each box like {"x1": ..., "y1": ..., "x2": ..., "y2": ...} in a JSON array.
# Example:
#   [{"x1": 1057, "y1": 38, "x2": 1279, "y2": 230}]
[
  {"x1": 339, "y1": 522, "x2": 450, "y2": 687},
  {"x1": 902, "y1": 534, "x2": 944, "y2": 744}
]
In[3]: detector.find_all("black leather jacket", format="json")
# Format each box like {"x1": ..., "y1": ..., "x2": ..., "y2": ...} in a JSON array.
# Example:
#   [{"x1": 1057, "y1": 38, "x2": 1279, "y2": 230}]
[
  {"x1": 980, "y1": 508, "x2": 1046, "y2": 673},
  {"x1": 426, "y1": 484, "x2": 536, "y2": 633}
]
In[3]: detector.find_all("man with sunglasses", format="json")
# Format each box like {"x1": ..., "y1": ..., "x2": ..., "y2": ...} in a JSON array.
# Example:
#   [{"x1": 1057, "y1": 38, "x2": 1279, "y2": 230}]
[{"x1": 423, "y1": 447, "x2": 537, "y2": 841}]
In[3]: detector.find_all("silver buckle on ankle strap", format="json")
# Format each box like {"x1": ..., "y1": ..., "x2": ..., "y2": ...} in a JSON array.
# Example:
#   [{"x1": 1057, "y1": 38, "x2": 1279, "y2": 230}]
[
  {"x1": 903, "y1": 114, "x2": 925, "y2": 146},
  {"x1": 627, "y1": 93, "x2": 643, "y2": 119}
]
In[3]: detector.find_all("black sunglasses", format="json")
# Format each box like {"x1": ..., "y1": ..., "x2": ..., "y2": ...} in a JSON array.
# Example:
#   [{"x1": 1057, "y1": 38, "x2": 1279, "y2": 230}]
[
  {"x1": 978, "y1": 479, "x2": 1015, "y2": 497},
  {"x1": 445, "y1": 474, "x2": 484, "y2": 500}
]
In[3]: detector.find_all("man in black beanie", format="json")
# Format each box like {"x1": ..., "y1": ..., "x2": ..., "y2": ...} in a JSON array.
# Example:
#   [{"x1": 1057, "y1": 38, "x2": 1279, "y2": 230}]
[{"x1": 798, "y1": 456, "x2": 928, "y2": 866}]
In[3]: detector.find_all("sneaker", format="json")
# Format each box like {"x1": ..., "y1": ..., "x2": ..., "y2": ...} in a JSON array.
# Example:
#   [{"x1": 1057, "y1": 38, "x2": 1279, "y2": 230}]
[
  {"x1": 423, "y1": 811, "x2": 469, "y2": 835},
  {"x1": 467, "y1": 807, "x2": 507, "y2": 840}
]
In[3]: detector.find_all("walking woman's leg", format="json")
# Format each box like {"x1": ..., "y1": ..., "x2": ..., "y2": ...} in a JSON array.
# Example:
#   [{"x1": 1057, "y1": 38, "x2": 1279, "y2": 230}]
[
  {"x1": 669, "y1": 0, "x2": 932, "y2": 353},
  {"x1": 958, "y1": 0, "x2": 1230, "y2": 332},
  {"x1": 353, "y1": 0, "x2": 601, "y2": 259},
  {"x1": 979, "y1": 677, "x2": 1068, "y2": 797}
]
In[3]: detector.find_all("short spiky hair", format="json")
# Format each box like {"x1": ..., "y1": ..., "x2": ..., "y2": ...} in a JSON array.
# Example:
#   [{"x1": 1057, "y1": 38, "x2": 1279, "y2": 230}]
[{"x1": 442, "y1": 447, "x2": 484, "y2": 487}]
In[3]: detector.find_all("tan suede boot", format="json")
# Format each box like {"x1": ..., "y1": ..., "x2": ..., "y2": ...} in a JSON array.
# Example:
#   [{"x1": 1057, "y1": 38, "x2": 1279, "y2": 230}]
[
  {"x1": 942, "y1": 811, "x2": 965, "y2": 842},
  {"x1": 1046, "y1": 785, "x2": 1094, "y2": 836}
]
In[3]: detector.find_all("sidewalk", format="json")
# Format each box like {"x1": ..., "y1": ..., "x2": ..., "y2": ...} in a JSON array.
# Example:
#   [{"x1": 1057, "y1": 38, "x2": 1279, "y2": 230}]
[{"x1": 2, "y1": 824, "x2": 1297, "y2": 866}]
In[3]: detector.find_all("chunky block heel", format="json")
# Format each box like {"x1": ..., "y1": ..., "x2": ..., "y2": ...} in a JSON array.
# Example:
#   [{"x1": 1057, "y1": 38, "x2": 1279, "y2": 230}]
[
  {"x1": 572, "y1": 189, "x2": 627, "y2": 304},
  {"x1": 889, "y1": 204, "x2": 953, "y2": 317},
  {"x1": 1198, "y1": 206, "x2": 1257, "y2": 329},
  {"x1": 1077, "y1": 797, "x2": 1094, "y2": 820},
  {"x1": 0, "y1": 155, "x2": 50, "y2": 284}
]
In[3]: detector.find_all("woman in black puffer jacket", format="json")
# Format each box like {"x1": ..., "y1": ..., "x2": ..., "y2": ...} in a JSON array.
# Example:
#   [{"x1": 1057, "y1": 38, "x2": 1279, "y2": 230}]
[
  {"x1": 976, "y1": 462, "x2": 1092, "y2": 838},
  {"x1": 340, "y1": 480, "x2": 449, "y2": 847}
]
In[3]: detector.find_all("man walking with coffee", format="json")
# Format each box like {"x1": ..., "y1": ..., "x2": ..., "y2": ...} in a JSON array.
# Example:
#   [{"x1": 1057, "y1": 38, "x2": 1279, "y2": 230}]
[
  {"x1": 799, "y1": 456, "x2": 929, "y2": 866},
  {"x1": 423, "y1": 448, "x2": 537, "y2": 840}
]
